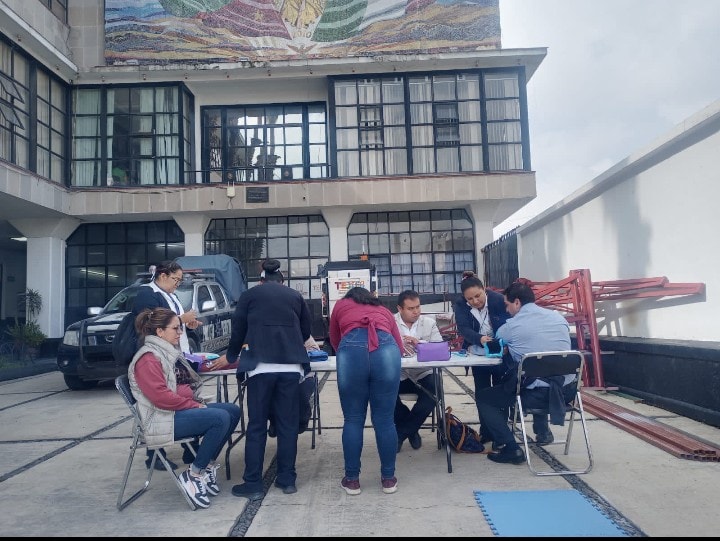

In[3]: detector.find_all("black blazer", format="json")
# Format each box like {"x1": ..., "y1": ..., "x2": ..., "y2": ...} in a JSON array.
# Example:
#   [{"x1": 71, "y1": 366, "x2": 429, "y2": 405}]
[
  {"x1": 452, "y1": 289, "x2": 509, "y2": 349},
  {"x1": 226, "y1": 282, "x2": 312, "y2": 373}
]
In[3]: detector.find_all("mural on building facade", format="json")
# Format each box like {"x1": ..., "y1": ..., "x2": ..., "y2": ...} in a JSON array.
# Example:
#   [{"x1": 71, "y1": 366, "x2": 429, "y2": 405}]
[{"x1": 105, "y1": 0, "x2": 500, "y2": 65}]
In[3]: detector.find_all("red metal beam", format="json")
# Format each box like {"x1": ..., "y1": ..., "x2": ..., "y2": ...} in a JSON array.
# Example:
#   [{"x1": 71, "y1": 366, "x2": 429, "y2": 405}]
[{"x1": 524, "y1": 271, "x2": 704, "y2": 388}]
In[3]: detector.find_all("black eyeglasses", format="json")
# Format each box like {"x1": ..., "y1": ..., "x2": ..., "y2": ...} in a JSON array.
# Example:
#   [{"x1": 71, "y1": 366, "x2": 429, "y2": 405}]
[{"x1": 169, "y1": 275, "x2": 182, "y2": 284}]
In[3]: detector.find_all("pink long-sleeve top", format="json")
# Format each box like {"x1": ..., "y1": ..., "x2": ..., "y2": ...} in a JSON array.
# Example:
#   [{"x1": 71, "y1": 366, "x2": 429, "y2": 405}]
[
  {"x1": 329, "y1": 299, "x2": 404, "y2": 353},
  {"x1": 134, "y1": 352, "x2": 202, "y2": 411}
]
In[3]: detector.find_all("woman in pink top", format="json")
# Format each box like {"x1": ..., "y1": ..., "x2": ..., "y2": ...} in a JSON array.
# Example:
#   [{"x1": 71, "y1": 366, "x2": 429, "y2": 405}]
[
  {"x1": 329, "y1": 287, "x2": 403, "y2": 496},
  {"x1": 128, "y1": 307, "x2": 241, "y2": 509}
]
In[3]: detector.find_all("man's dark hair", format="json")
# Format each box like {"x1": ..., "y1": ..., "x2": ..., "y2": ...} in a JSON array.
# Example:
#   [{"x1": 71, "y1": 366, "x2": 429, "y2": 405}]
[
  {"x1": 344, "y1": 286, "x2": 381, "y2": 306},
  {"x1": 397, "y1": 289, "x2": 420, "y2": 308},
  {"x1": 503, "y1": 282, "x2": 536, "y2": 305}
]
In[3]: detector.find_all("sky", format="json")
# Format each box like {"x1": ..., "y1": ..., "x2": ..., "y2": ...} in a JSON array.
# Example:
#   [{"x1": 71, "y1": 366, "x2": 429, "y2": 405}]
[{"x1": 494, "y1": 0, "x2": 720, "y2": 238}]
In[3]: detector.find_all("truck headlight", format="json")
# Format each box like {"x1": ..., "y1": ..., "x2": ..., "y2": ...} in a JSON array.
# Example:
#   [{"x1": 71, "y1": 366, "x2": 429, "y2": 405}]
[{"x1": 63, "y1": 330, "x2": 80, "y2": 346}]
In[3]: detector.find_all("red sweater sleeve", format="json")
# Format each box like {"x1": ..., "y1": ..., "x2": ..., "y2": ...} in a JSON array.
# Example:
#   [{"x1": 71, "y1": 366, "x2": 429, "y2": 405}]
[{"x1": 134, "y1": 353, "x2": 201, "y2": 411}]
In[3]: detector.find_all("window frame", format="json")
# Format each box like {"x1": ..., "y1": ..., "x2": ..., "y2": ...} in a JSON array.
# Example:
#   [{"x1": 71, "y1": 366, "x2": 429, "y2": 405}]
[
  {"x1": 329, "y1": 67, "x2": 530, "y2": 177},
  {"x1": 347, "y1": 209, "x2": 476, "y2": 296},
  {"x1": 70, "y1": 83, "x2": 194, "y2": 187},
  {"x1": 200, "y1": 102, "x2": 329, "y2": 184},
  {"x1": 0, "y1": 34, "x2": 69, "y2": 182},
  {"x1": 205, "y1": 215, "x2": 330, "y2": 300}
]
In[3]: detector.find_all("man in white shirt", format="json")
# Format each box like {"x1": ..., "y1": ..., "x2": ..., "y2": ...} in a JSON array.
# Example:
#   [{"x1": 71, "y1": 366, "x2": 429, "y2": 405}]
[{"x1": 394, "y1": 290, "x2": 443, "y2": 452}]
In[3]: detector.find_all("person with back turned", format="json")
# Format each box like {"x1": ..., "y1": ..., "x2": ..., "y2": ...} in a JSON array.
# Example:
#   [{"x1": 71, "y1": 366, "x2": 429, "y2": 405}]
[{"x1": 217, "y1": 259, "x2": 313, "y2": 500}]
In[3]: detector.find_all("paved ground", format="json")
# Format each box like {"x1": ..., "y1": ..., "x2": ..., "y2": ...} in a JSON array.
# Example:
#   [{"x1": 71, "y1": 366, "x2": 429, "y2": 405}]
[{"x1": 1, "y1": 361, "x2": 719, "y2": 537}]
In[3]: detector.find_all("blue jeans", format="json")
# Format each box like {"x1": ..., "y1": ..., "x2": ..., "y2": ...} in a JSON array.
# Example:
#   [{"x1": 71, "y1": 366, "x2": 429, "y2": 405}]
[
  {"x1": 336, "y1": 328, "x2": 401, "y2": 480},
  {"x1": 243, "y1": 372, "x2": 301, "y2": 489},
  {"x1": 174, "y1": 402, "x2": 241, "y2": 470}
]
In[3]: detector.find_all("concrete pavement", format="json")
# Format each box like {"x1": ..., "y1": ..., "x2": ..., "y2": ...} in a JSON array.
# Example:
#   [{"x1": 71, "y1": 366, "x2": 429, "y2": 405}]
[{"x1": 1, "y1": 365, "x2": 719, "y2": 537}]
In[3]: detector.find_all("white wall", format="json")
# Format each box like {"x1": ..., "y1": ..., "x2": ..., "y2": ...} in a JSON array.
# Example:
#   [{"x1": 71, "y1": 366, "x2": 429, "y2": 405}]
[{"x1": 518, "y1": 101, "x2": 720, "y2": 342}]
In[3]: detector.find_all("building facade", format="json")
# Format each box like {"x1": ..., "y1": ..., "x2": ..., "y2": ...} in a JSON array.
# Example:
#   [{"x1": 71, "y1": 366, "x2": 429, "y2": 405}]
[{"x1": 0, "y1": 0, "x2": 545, "y2": 341}]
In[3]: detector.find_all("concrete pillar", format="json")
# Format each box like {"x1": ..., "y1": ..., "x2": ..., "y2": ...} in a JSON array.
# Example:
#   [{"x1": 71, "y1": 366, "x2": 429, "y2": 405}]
[
  {"x1": 10, "y1": 217, "x2": 80, "y2": 339},
  {"x1": 174, "y1": 214, "x2": 211, "y2": 256},
  {"x1": 321, "y1": 207, "x2": 354, "y2": 262},
  {"x1": 468, "y1": 202, "x2": 495, "y2": 282}
]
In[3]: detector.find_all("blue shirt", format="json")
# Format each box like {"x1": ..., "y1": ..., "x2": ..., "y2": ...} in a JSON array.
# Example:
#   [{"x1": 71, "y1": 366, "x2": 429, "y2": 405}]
[{"x1": 496, "y1": 303, "x2": 572, "y2": 386}]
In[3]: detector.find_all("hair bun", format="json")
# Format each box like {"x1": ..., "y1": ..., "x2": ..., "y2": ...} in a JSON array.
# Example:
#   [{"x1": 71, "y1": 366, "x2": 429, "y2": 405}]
[
  {"x1": 262, "y1": 259, "x2": 281, "y2": 273},
  {"x1": 461, "y1": 270, "x2": 476, "y2": 280}
]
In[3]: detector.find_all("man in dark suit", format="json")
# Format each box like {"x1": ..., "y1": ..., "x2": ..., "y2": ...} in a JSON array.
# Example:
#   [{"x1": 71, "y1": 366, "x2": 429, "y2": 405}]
[{"x1": 218, "y1": 259, "x2": 312, "y2": 500}]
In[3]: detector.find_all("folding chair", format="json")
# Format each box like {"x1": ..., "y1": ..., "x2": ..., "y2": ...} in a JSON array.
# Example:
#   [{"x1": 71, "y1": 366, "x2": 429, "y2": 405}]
[
  {"x1": 511, "y1": 350, "x2": 593, "y2": 476},
  {"x1": 115, "y1": 375, "x2": 198, "y2": 511}
]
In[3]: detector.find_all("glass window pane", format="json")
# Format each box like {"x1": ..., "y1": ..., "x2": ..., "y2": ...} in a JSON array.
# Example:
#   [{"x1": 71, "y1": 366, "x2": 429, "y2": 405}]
[
  {"x1": 309, "y1": 236, "x2": 329, "y2": 256},
  {"x1": 267, "y1": 237, "x2": 288, "y2": 257},
  {"x1": 308, "y1": 123, "x2": 326, "y2": 143},
  {"x1": 285, "y1": 126, "x2": 302, "y2": 144},
  {"x1": 382, "y1": 78, "x2": 404, "y2": 103},
  {"x1": 411, "y1": 231, "x2": 431, "y2": 252},
  {"x1": 484, "y1": 72, "x2": 519, "y2": 98},
  {"x1": 335, "y1": 81, "x2": 358, "y2": 105},
  {"x1": 337, "y1": 129, "x2": 358, "y2": 150},
  {"x1": 433, "y1": 76, "x2": 456, "y2": 100},
  {"x1": 457, "y1": 74, "x2": 480, "y2": 100}
]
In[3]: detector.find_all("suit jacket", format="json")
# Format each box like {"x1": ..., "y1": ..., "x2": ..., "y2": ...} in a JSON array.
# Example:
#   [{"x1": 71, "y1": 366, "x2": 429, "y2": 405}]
[
  {"x1": 132, "y1": 282, "x2": 191, "y2": 353},
  {"x1": 226, "y1": 282, "x2": 312, "y2": 374},
  {"x1": 452, "y1": 289, "x2": 509, "y2": 349}
]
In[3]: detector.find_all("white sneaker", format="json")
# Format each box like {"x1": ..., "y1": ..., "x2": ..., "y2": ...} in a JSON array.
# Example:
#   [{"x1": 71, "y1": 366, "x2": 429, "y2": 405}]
[
  {"x1": 179, "y1": 469, "x2": 211, "y2": 508},
  {"x1": 203, "y1": 463, "x2": 221, "y2": 496}
]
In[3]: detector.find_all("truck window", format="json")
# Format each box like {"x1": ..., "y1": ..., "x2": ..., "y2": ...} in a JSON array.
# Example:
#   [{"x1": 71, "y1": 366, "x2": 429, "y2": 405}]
[
  {"x1": 197, "y1": 285, "x2": 212, "y2": 312},
  {"x1": 209, "y1": 284, "x2": 226, "y2": 309}
]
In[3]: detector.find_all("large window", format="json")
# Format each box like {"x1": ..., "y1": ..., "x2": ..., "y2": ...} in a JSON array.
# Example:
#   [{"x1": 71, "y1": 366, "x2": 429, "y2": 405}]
[
  {"x1": 347, "y1": 210, "x2": 475, "y2": 295},
  {"x1": 38, "y1": 0, "x2": 67, "y2": 24},
  {"x1": 201, "y1": 103, "x2": 328, "y2": 183},
  {"x1": 0, "y1": 36, "x2": 68, "y2": 181},
  {"x1": 71, "y1": 84, "x2": 193, "y2": 187},
  {"x1": 205, "y1": 215, "x2": 329, "y2": 300},
  {"x1": 334, "y1": 78, "x2": 407, "y2": 176},
  {"x1": 332, "y1": 69, "x2": 527, "y2": 177},
  {"x1": 36, "y1": 67, "x2": 67, "y2": 183},
  {"x1": 65, "y1": 221, "x2": 184, "y2": 326}
]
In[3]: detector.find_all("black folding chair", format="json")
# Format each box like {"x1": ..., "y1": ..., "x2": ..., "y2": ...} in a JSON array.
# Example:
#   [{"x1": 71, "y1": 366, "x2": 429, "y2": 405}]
[
  {"x1": 115, "y1": 375, "x2": 198, "y2": 510},
  {"x1": 511, "y1": 350, "x2": 594, "y2": 476}
]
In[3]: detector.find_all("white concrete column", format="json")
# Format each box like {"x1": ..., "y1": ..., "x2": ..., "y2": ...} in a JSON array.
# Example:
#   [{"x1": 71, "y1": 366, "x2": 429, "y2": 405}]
[
  {"x1": 321, "y1": 207, "x2": 354, "y2": 262},
  {"x1": 10, "y1": 217, "x2": 80, "y2": 339},
  {"x1": 468, "y1": 202, "x2": 496, "y2": 283},
  {"x1": 174, "y1": 214, "x2": 211, "y2": 256}
]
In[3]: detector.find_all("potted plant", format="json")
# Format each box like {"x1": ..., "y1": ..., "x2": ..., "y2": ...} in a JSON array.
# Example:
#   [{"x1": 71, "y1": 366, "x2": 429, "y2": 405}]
[{"x1": 4, "y1": 288, "x2": 47, "y2": 362}]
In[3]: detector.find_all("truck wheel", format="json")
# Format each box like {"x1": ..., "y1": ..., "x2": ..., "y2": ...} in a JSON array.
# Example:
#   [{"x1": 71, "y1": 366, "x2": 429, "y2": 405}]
[{"x1": 63, "y1": 374, "x2": 98, "y2": 390}]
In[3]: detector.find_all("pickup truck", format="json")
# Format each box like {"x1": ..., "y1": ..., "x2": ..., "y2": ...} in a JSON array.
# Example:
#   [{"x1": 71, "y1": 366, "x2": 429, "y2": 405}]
[{"x1": 57, "y1": 255, "x2": 246, "y2": 390}]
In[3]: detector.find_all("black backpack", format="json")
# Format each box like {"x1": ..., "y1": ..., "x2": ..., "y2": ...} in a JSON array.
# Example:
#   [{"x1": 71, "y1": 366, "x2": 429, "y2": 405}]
[{"x1": 112, "y1": 311, "x2": 138, "y2": 365}]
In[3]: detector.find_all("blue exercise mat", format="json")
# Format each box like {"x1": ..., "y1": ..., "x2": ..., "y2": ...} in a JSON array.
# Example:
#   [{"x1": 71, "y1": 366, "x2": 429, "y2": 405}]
[{"x1": 474, "y1": 489, "x2": 628, "y2": 537}]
